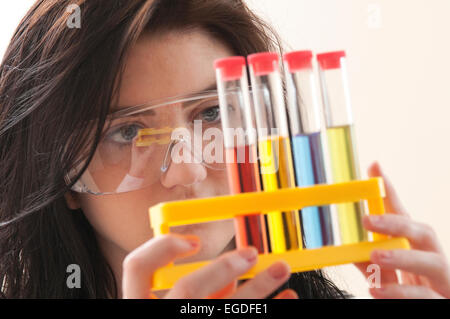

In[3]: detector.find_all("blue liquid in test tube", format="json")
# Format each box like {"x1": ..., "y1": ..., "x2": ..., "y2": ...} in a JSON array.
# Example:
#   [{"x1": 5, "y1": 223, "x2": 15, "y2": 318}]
[{"x1": 283, "y1": 51, "x2": 337, "y2": 248}]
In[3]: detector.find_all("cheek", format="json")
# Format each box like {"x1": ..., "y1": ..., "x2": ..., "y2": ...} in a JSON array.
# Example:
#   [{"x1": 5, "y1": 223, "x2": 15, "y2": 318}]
[
  {"x1": 79, "y1": 193, "x2": 153, "y2": 253},
  {"x1": 77, "y1": 168, "x2": 233, "y2": 255}
]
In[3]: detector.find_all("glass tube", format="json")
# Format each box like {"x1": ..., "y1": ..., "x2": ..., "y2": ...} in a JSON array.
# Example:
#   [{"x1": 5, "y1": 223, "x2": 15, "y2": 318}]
[
  {"x1": 214, "y1": 56, "x2": 268, "y2": 254},
  {"x1": 283, "y1": 50, "x2": 340, "y2": 248},
  {"x1": 316, "y1": 51, "x2": 367, "y2": 244},
  {"x1": 248, "y1": 52, "x2": 302, "y2": 253}
]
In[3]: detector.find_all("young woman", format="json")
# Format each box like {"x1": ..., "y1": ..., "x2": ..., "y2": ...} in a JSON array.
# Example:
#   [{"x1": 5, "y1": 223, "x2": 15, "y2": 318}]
[{"x1": 0, "y1": 0, "x2": 448, "y2": 299}]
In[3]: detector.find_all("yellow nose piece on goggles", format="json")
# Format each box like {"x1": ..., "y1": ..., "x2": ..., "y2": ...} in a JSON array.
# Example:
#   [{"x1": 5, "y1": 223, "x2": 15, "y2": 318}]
[
  {"x1": 148, "y1": 177, "x2": 410, "y2": 291},
  {"x1": 136, "y1": 127, "x2": 174, "y2": 147}
]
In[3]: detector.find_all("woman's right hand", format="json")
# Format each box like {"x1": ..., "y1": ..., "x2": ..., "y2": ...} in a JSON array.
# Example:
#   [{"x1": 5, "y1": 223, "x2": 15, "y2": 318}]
[{"x1": 122, "y1": 234, "x2": 298, "y2": 299}]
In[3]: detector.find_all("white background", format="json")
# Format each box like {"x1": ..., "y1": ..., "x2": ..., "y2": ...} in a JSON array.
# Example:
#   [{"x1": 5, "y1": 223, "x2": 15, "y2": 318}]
[{"x1": 245, "y1": 0, "x2": 450, "y2": 297}]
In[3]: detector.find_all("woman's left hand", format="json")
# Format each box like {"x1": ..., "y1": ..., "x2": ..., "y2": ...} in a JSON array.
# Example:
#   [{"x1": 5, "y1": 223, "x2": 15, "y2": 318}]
[{"x1": 354, "y1": 162, "x2": 450, "y2": 299}]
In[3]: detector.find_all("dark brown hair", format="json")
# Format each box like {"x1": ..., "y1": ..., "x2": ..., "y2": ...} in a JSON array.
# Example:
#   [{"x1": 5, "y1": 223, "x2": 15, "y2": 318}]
[{"x1": 0, "y1": 0, "x2": 346, "y2": 298}]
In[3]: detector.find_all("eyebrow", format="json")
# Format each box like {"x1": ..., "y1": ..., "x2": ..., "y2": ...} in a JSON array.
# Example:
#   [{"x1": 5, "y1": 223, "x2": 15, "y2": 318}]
[{"x1": 110, "y1": 82, "x2": 218, "y2": 116}]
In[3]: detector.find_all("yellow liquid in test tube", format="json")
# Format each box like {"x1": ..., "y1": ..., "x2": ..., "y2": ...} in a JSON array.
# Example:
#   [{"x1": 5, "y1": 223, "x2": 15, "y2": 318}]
[
  {"x1": 258, "y1": 136, "x2": 302, "y2": 253},
  {"x1": 326, "y1": 124, "x2": 367, "y2": 244}
]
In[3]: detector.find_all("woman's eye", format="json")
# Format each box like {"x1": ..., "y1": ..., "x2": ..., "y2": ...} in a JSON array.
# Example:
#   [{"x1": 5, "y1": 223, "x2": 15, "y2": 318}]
[
  {"x1": 105, "y1": 123, "x2": 142, "y2": 144},
  {"x1": 196, "y1": 106, "x2": 221, "y2": 123}
]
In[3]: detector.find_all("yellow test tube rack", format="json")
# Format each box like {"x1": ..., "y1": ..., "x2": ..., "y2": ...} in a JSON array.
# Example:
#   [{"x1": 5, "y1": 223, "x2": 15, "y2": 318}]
[{"x1": 149, "y1": 177, "x2": 410, "y2": 291}]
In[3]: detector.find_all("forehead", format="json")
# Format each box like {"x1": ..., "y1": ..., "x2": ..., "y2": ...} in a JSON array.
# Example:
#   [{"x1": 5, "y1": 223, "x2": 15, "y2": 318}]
[{"x1": 117, "y1": 30, "x2": 233, "y2": 108}]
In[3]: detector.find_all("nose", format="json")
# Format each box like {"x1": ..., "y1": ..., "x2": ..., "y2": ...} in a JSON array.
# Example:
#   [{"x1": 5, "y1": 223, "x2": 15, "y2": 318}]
[
  {"x1": 160, "y1": 160, "x2": 207, "y2": 188},
  {"x1": 160, "y1": 139, "x2": 208, "y2": 188}
]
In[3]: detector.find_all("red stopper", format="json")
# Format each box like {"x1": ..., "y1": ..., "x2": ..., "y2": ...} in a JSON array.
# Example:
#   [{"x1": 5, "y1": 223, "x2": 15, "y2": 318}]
[
  {"x1": 214, "y1": 56, "x2": 246, "y2": 81},
  {"x1": 316, "y1": 51, "x2": 346, "y2": 70},
  {"x1": 283, "y1": 50, "x2": 313, "y2": 72},
  {"x1": 247, "y1": 52, "x2": 279, "y2": 76}
]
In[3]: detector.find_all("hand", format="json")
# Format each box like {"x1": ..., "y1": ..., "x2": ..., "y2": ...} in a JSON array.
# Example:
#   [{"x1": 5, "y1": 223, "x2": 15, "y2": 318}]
[
  {"x1": 354, "y1": 162, "x2": 450, "y2": 299},
  {"x1": 122, "y1": 234, "x2": 298, "y2": 299}
]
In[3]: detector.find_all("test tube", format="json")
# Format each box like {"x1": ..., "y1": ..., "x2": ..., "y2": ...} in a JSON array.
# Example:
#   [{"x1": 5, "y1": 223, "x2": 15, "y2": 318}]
[
  {"x1": 316, "y1": 51, "x2": 367, "y2": 244},
  {"x1": 283, "y1": 50, "x2": 338, "y2": 248},
  {"x1": 248, "y1": 52, "x2": 302, "y2": 253},
  {"x1": 214, "y1": 56, "x2": 269, "y2": 254}
]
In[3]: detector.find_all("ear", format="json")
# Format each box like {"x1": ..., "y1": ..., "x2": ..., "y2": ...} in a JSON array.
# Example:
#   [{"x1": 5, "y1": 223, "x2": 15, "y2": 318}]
[{"x1": 64, "y1": 191, "x2": 81, "y2": 210}]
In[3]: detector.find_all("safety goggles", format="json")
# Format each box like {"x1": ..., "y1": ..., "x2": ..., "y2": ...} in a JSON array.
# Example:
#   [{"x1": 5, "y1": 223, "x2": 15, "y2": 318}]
[{"x1": 66, "y1": 89, "x2": 248, "y2": 195}]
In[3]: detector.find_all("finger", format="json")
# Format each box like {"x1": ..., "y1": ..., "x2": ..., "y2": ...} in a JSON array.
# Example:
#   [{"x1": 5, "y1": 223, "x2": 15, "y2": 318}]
[
  {"x1": 367, "y1": 162, "x2": 408, "y2": 216},
  {"x1": 230, "y1": 261, "x2": 291, "y2": 299},
  {"x1": 371, "y1": 249, "x2": 450, "y2": 294},
  {"x1": 362, "y1": 214, "x2": 442, "y2": 252},
  {"x1": 122, "y1": 234, "x2": 201, "y2": 299},
  {"x1": 165, "y1": 247, "x2": 258, "y2": 299},
  {"x1": 354, "y1": 261, "x2": 398, "y2": 285},
  {"x1": 207, "y1": 281, "x2": 237, "y2": 299},
  {"x1": 274, "y1": 289, "x2": 298, "y2": 299},
  {"x1": 370, "y1": 284, "x2": 444, "y2": 299}
]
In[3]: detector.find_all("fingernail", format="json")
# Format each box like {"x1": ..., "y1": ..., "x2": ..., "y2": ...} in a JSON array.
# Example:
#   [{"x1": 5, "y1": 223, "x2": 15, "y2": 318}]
[
  {"x1": 182, "y1": 235, "x2": 201, "y2": 249},
  {"x1": 268, "y1": 262, "x2": 289, "y2": 280},
  {"x1": 377, "y1": 250, "x2": 392, "y2": 261},
  {"x1": 238, "y1": 247, "x2": 258, "y2": 263},
  {"x1": 369, "y1": 215, "x2": 382, "y2": 225}
]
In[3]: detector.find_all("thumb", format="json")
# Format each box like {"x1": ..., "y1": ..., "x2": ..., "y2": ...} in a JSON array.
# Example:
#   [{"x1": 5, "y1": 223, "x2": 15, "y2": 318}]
[{"x1": 367, "y1": 161, "x2": 408, "y2": 216}]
